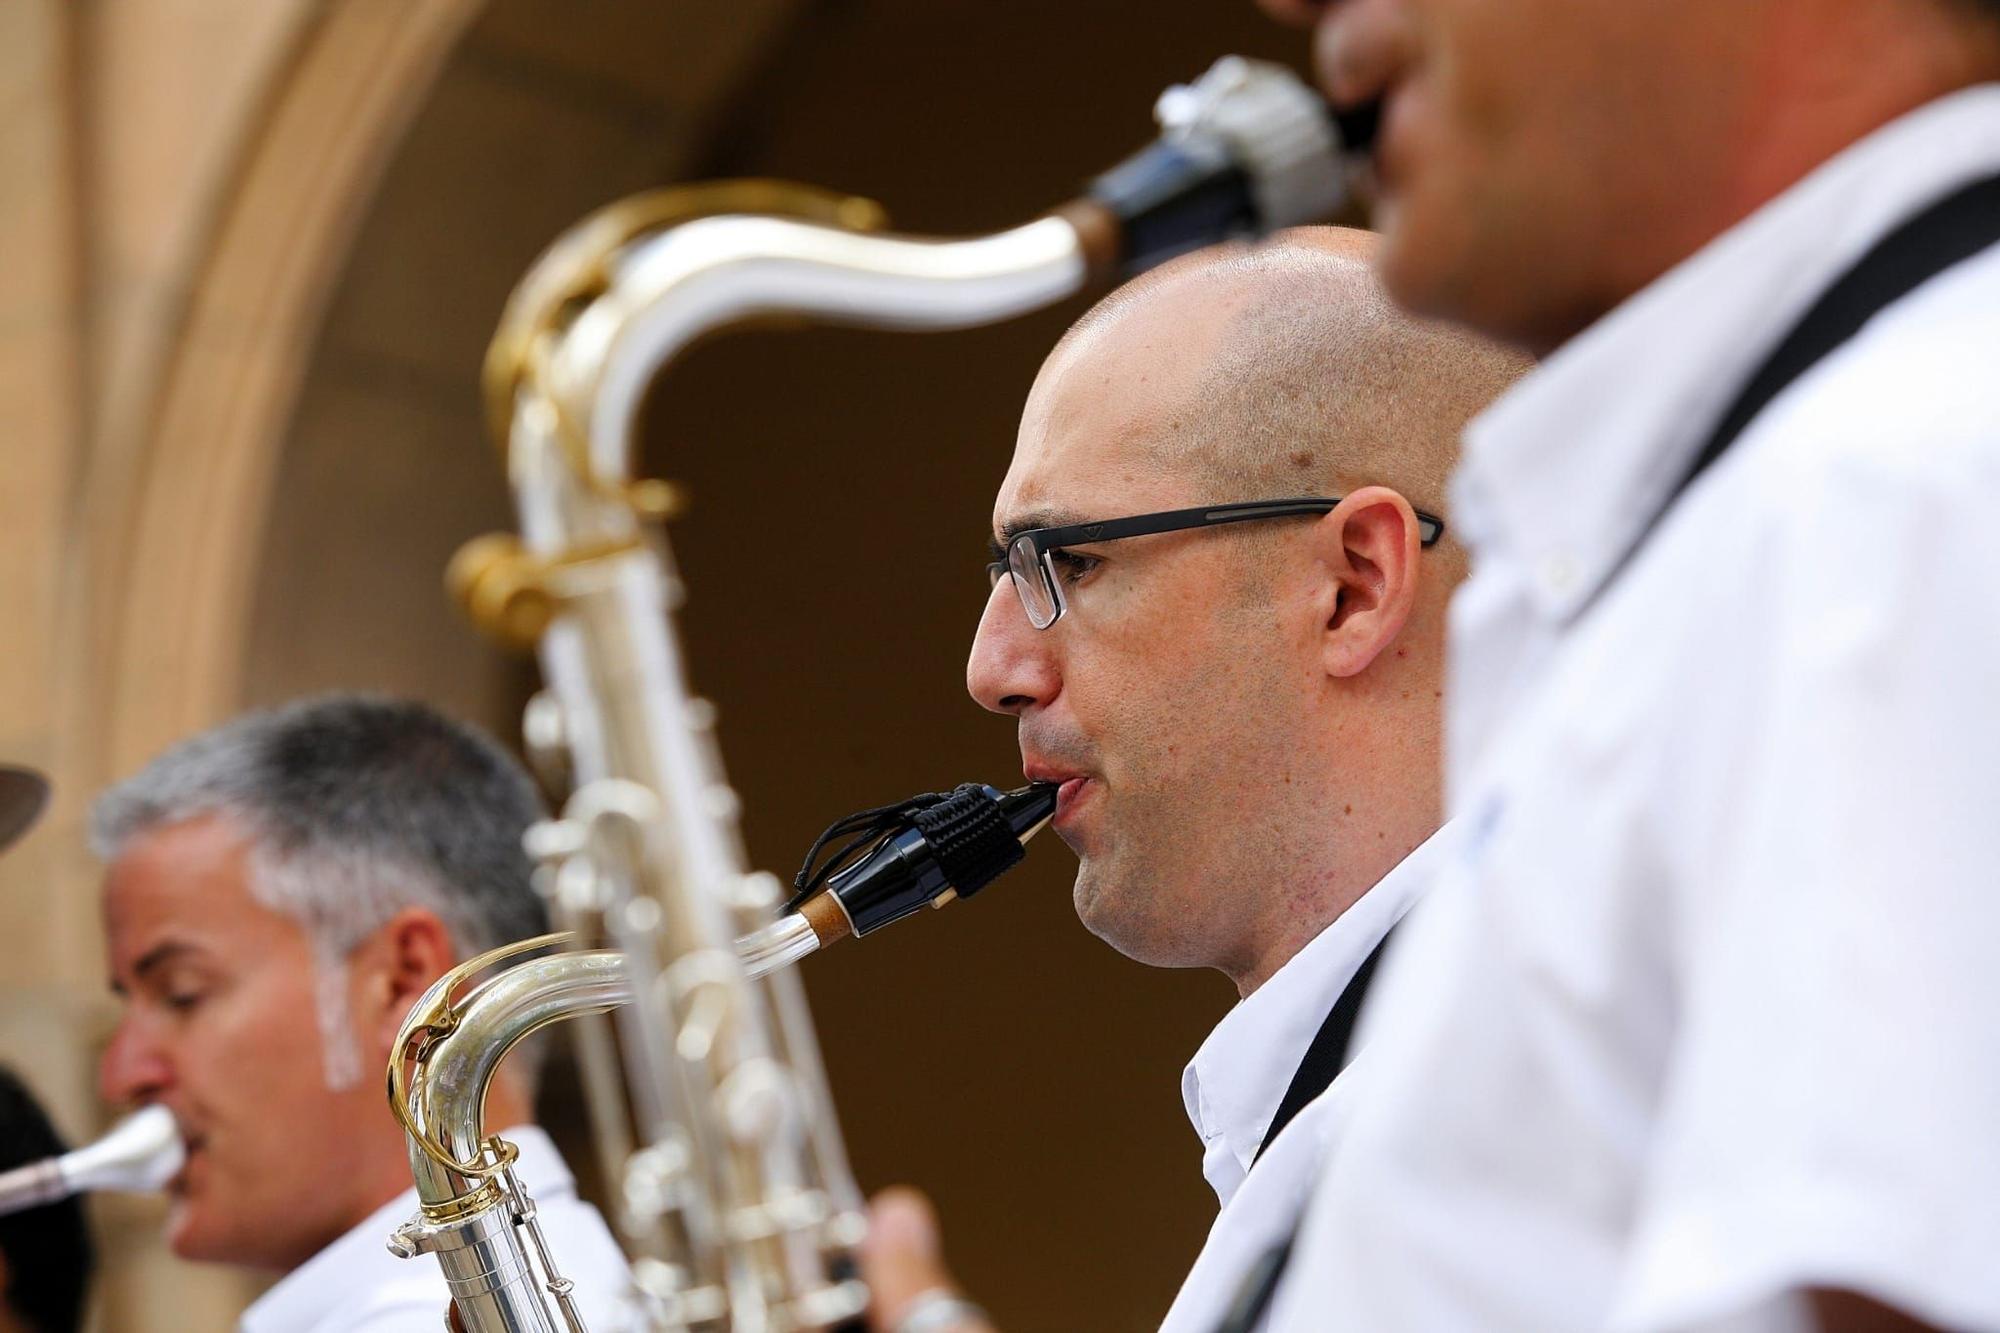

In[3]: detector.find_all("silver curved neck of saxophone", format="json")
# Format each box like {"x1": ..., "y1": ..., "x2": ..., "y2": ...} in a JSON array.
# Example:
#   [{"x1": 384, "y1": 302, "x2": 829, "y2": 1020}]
[
  {"x1": 549, "y1": 215, "x2": 1088, "y2": 488},
  {"x1": 408, "y1": 950, "x2": 630, "y2": 1204},
  {"x1": 403, "y1": 926, "x2": 818, "y2": 1208}
]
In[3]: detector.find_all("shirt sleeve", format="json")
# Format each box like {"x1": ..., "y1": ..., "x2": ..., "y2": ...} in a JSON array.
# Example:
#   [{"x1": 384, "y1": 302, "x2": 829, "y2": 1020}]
[
  {"x1": 339, "y1": 1308, "x2": 458, "y2": 1333},
  {"x1": 314, "y1": 1279, "x2": 462, "y2": 1332},
  {"x1": 1610, "y1": 391, "x2": 2000, "y2": 1331}
]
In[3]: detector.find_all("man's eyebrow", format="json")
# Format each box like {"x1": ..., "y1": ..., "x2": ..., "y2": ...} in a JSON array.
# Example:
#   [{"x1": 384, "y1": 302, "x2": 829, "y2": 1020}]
[
  {"x1": 994, "y1": 508, "x2": 1084, "y2": 548},
  {"x1": 110, "y1": 940, "x2": 201, "y2": 996}
]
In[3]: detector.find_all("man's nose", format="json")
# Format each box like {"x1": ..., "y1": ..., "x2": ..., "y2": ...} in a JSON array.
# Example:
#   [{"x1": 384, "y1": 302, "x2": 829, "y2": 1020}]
[
  {"x1": 99, "y1": 1015, "x2": 173, "y2": 1108},
  {"x1": 967, "y1": 579, "x2": 1059, "y2": 717},
  {"x1": 1299, "y1": 0, "x2": 1412, "y2": 107}
]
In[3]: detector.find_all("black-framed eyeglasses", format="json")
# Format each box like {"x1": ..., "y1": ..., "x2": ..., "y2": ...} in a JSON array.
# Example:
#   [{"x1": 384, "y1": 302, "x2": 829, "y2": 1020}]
[{"x1": 984, "y1": 496, "x2": 1446, "y2": 630}]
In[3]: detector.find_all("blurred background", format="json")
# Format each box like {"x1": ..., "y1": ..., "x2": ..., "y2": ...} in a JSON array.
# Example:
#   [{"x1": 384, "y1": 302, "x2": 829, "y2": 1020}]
[{"x1": 0, "y1": 1, "x2": 1313, "y2": 1329}]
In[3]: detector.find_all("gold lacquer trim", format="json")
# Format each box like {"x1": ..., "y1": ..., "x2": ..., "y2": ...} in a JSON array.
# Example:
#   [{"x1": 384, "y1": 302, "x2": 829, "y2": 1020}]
[
  {"x1": 419, "y1": 1176, "x2": 509, "y2": 1225},
  {"x1": 481, "y1": 179, "x2": 890, "y2": 492},
  {"x1": 389, "y1": 932, "x2": 576, "y2": 1178},
  {"x1": 445, "y1": 534, "x2": 647, "y2": 650}
]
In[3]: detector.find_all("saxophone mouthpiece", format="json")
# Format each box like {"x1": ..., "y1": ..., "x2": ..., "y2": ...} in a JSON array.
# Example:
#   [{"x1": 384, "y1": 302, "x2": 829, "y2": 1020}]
[
  {"x1": 789, "y1": 783, "x2": 1059, "y2": 950},
  {"x1": 1067, "y1": 55, "x2": 1373, "y2": 278}
]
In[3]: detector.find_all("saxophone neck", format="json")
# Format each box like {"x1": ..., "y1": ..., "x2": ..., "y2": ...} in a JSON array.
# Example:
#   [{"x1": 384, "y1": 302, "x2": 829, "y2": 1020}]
[
  {"x1": 487, "y1": 55, "x2": 1354, "y2": 506},
  {"x1": 396, "y1": 943, "x2": 631, "y2": 1210}
]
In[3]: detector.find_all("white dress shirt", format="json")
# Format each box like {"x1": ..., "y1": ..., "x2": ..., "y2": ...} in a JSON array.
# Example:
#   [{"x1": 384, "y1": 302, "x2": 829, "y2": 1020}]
[
  {"x1": 1158, "y1": 829, "x2": 1441, "y2": 1333},
  {"x1": 1274, "y1": 85, "x2": 2000, "y2": 1333},
  {"x1": 240, "y1": 1126, "x2": 635, "y2": 1333}
]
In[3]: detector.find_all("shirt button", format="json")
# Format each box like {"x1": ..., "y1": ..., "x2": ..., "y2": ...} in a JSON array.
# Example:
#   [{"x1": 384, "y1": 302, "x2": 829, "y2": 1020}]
[{"x1": 1540, "y1": 553, "x2": 1578, "y2": 596}]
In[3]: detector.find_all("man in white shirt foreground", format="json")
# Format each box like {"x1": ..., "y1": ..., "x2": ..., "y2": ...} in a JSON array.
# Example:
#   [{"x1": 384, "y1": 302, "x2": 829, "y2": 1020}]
[
  {"x1": 1251, "y1": 1, "x2": 2000, "y2": 1331},
  {"x1": 92, "y1": 694, "x2": 633, "y2": 1331},
  {"x1": 858, "y1": 228, "x2": 1528, "y2": 1333}
]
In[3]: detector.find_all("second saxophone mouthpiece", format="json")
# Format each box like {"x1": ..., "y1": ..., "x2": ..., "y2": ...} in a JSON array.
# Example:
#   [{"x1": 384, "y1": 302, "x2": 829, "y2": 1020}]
[
  {"x1": 0, "y1": 1105, "x2": 183, "y2": 1219},
  {"x1": 792, "y1": 783, "x2": 1058, "y2": 948},
  {"x1": 1077, "y1": 56, "x2": 1370, "y2": 277}
]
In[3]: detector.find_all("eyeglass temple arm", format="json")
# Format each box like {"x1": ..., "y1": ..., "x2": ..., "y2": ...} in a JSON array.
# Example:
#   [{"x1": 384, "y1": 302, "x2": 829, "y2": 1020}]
[
  {"x1": 1019, "y1": 496, "x2": 1444, "y2": 553},
  {"x1": 1203, "y1": 499, "x2": 1448, "y2": 546},
  {"x1": 1024, "y1": 499, "x2": 1330, "y2": 550}
]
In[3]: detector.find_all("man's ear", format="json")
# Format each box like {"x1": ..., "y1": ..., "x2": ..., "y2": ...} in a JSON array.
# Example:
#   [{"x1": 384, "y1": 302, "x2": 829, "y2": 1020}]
[
  {"x1": 1312, "y1": 485, "x2": 1426, "y2": 678},
  {"x1": 351, "y1": 907, "x2": 457, "y2": 1055}
]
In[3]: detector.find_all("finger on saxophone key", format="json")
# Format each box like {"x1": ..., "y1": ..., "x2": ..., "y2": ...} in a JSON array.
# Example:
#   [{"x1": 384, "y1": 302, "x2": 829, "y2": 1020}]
[{"x1": 859, "y1": 1187, "x2": 999, "y2": 1333}]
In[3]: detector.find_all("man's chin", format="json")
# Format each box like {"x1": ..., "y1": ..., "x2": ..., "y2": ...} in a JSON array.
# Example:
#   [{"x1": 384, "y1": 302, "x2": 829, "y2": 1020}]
[
  {"x1": 1072, "y1": 874, "x2": 1120, "y2": 944},
  {"x1": 164, "y1": 1199, "x2": 215, "y2": 1262},
  {"x1": 1074, "y1": 877, "x2": 1177, "y2": 967},
  {"x1": 1375, "y1": 207, "x2": 1466, "y2": 325},
  {"x1": 166, "y1": 1198, "x2": 265, "y2": 1269}
]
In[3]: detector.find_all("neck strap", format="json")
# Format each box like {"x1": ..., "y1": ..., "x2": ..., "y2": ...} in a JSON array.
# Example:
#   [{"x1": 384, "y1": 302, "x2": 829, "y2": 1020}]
[{"x1": 1569, "y1": 169, "x2": 2000, "y2": 626}]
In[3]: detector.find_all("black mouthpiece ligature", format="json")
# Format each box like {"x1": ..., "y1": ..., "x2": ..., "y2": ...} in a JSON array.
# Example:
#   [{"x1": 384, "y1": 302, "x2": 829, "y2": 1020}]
[{"x1": 790, "y1": 783, "x2": 1058, "y2": 938}]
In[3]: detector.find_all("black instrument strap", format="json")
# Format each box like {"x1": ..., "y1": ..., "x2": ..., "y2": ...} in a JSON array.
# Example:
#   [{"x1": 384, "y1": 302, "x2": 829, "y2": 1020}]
[
  {"x1": 1215, "y1": 168, "x2": 2000, "y2": 1333},
  {"x1": 1567, "y1": 169, "x2": 2000, "y2": 627},
  {"x1": 1252, "y1": 929, "x2": 1392, "y2": 1165},
  {"x1": 1210, "y1": 929, "x2": 1390, "y2": 1333}
]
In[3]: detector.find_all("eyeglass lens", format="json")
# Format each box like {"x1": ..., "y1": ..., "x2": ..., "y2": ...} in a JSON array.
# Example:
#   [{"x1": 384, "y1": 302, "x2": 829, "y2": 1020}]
[{"x1": 1006, "y1": 535, "x2": 1059, "y2": 629}]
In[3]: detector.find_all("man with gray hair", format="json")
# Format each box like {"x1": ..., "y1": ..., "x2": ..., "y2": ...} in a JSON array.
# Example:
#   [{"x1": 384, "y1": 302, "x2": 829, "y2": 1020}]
[{"x1": 93, "y1": 694, "x2": 632, "y2": 1331}]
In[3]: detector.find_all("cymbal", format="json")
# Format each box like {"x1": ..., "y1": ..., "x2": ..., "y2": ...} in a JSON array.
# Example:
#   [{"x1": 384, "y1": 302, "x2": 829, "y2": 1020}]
[{"x1": 0, "y1": 766, "x2": 50, "y2": 853}]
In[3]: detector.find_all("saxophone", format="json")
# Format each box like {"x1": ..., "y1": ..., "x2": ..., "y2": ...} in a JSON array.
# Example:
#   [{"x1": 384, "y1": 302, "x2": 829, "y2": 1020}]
[{"x1": 385, "y1": 56, "x2": 1368, "y2": 1333}]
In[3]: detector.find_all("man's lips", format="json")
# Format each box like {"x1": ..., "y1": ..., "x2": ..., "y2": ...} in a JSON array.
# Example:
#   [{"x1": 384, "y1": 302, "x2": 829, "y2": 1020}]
[
  {"x1": 1023, "y1": 760, "x2": 1096, "y2": 826},
  {"x1": 170, "y1": 1133, "x2": 204, "y2": 1194},
  {"x1": 1372, "y1": 85, "x2": 1418, "y2": 198},
  {"x1": 1311, "y1": 7, "x2": 1420, "y2": 180}
]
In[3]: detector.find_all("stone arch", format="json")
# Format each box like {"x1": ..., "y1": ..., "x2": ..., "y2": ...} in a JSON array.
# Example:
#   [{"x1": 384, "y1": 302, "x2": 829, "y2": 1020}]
[
  {"x1": 48, "y1": 3, "x2": 805, "y2": 1326},
  {"x1": 82, "y1": 0, "x2": 487, "y2": 787}
]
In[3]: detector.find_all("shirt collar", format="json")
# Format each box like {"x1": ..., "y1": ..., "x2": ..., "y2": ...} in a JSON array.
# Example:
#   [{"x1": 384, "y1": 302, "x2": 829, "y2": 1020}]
[
  {"x1": 241, "y1": 1125, "x2": 576, "y2": 1333},
  {"x1": 1454, "y1": 83, "x2": 2000, "y2": 622},
  {"x1": 1180, "y1": 827, "x2": 1448, "y2": 1207}
]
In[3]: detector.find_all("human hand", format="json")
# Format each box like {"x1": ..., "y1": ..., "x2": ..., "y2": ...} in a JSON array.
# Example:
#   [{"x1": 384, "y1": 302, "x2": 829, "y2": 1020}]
[{"x1": 858, "y1": 1186, "x2": 999, "y2": 1333}]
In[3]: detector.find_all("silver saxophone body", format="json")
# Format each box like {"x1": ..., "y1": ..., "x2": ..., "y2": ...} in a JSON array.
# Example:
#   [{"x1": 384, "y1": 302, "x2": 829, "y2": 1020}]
[{"x1": 385, "y1": 56, "x2": 1366, "y2": 1333}]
